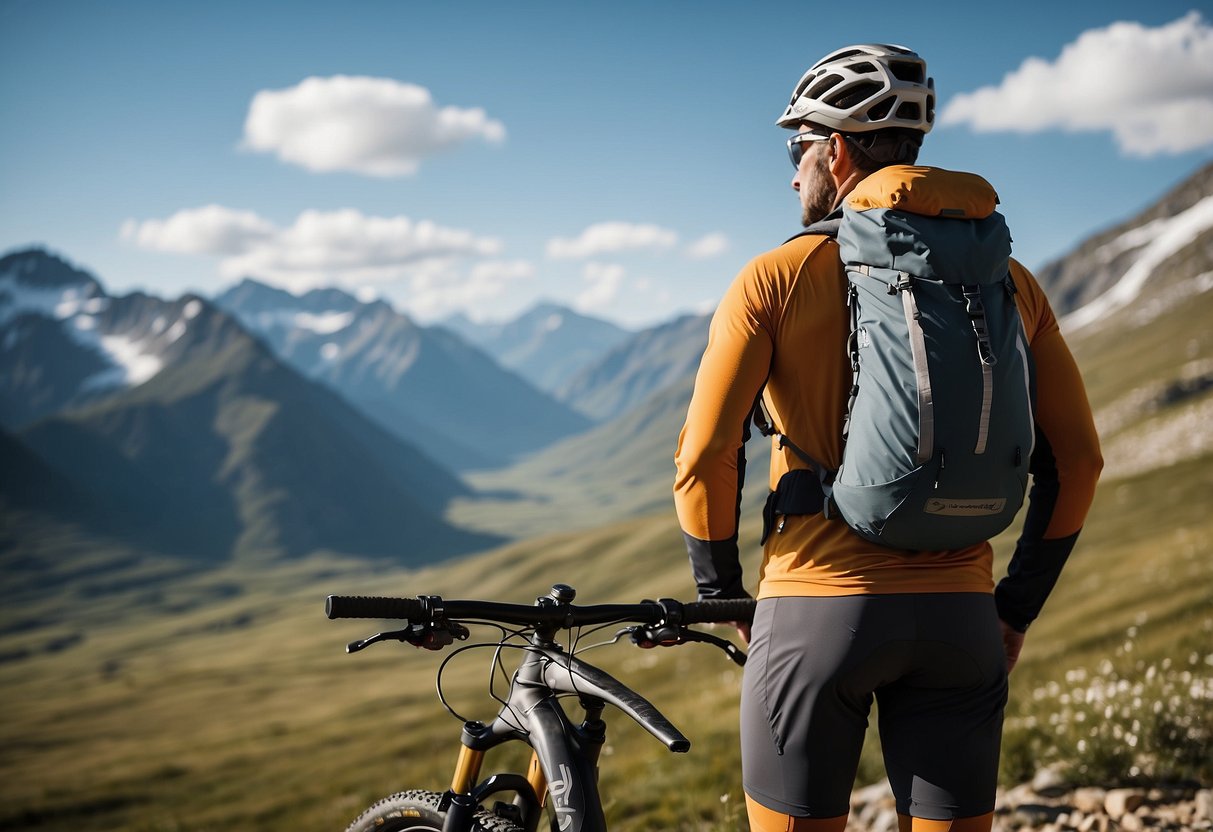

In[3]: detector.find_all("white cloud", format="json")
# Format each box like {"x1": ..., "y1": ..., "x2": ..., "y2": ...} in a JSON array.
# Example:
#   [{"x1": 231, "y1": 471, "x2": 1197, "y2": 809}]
[
  {"x1": 684, "y1": 232, "x2": 730, "y2": 259},
  {"x1": 242, "y1": 75, "x2": 506, "y2": 176},
  {"x1": 468, "y1": 259, "x2": 535, "y2": 285},
  {"x1": 547, "y1": 222, "x2": 678, "y2": 259},
  {"x1": 120, "y1": 205, "x2": 275, "y2": 255},
  {"x1": 940, "y1": 12, "x2": 1213, "y2": 155},
  {"x1": 122, "y1": 206, "x2": 500, "y2": 292},
  {"x1": 398, "y1": 259, "x2": 535, "y2": 319},
  {"x1": 574, "y1": 262, "x2": 626, "y2": 312}
]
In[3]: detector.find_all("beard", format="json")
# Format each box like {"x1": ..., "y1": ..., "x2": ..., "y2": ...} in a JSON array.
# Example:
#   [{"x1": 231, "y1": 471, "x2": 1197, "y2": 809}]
[{"x1": 800, "y1": 150, "x2": 838, "y2": 227}]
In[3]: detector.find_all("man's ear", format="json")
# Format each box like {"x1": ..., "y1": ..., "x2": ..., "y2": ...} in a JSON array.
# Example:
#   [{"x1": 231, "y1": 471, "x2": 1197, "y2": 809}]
[{"x1": 828, "y1": 133, "x2": 847, "y2": 174}]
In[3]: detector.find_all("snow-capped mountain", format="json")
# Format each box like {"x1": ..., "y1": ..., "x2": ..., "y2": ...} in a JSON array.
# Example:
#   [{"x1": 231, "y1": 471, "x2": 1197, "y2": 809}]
[
  {"x1": 0, "y1": 249, "x2": 249, "y2": 427},
  {"x1": 1035, "y1": 162, "x2": 1213, "y2": 327},
  {"x1": 0, "y1": 249, "x2": 500, "y2": 563},
  {"x1": 1031, "y1": 161, "x2": 1213, "y2": 482},
  {"x1": 214, "y1": 279, "x2": 591, "y2": 470},
  {"x1": 440, "y1": 302, "x2": 631, "y2": 394}
]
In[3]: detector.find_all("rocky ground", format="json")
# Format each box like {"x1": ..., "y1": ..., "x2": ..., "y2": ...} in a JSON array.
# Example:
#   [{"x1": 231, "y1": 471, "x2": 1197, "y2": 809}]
[{"x1": 845, "y1": 769, "x2": 1213, "y2": 831}]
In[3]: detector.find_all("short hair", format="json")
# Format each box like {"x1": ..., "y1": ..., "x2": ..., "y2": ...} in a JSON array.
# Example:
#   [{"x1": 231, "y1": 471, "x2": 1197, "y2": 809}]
[{"x1": 843, "y1": 128, "x2": 923, "y2": 174}]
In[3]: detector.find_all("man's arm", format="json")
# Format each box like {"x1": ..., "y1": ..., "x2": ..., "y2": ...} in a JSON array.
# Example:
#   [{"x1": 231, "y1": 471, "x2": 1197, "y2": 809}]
[
  {"x1": 997, "y1": 270, "x2": 1103, "y2": 636},
  {"x1": 674, "y1": 264, "x2": 777, "y2": 600}
]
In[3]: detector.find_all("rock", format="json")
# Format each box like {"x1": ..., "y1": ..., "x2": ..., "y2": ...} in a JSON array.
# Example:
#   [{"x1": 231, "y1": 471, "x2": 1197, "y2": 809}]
[
  {"x1": 1000, "y1": 782, "x2": 1037, "y2": 809},
  {"x1": 1196, "y1": 789, "x2": 1213, "y2": 822},
  {"x1": 1014, "y1": 803, "x2": 1068, "y2": 826},
  {"x1": 870, "y1": 807, "x2": 898, "y2": 832},
  {"x1": 1077, "y1": 813, "x2": 1104, "y2": 832},
  {"x1": 1072, "y1": 787, "x2": 1108, "y2": 814},
  {"x1": 850, "y1": 779, "x2": 894, "y2": 810},
  {"x1": 853, "y1": 789, "x2": 897, "y2": 832},
  {"x1": 1105, "y1": 789, "x2": 1146, "y2": 819},
  {"x1": 1032, "y1": 765, "x2": 1070, "y2": 797},
  {"x1": 1119, "y1": 812, "x2": 1143, "y2": 831}
]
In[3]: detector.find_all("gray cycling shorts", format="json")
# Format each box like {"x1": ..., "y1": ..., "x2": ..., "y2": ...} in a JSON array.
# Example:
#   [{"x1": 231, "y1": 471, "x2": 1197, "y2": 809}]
[{"x1": 741, "y1": 593, "x2": 1008, "y2": 821}]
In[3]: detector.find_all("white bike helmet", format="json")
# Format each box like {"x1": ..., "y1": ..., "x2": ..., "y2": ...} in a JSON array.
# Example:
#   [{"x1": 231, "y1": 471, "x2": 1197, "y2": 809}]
[{"x1": 776, "y1": 44, "x2": 935, "y2": 134}]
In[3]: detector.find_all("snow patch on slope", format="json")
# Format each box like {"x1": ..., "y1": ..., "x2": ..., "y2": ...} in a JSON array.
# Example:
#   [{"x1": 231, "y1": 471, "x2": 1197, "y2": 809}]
[
  {"x1": 70, "y1": 329, "x2": 164, "y2": 391},
  {"x1": 247, "y1": 309, "x2": 356, "y2": 335},
  {"x1": 0, "y1": 275, "x2": 106, "y2": 325},
  {"x1": 295, "y1": 310, "x2": 355, "y2": 334},
  {"x1": 0, "y1": 274, "x2": 168, "y2": 391},
  {"x1": 1064, "y1": 196, "x2": 1213, "y2": 332}
]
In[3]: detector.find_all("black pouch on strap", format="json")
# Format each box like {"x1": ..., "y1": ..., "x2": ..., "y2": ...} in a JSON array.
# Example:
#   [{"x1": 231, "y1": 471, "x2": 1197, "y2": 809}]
[{"x1": 760, "y1": 468, "x2": 828, "y2": 544}]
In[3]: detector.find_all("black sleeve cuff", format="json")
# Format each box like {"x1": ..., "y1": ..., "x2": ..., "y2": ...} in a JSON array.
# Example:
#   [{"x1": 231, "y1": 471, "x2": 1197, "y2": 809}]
[
  {"x1": 994, "y1": 530, "x2": 1080, "y2": 632},
  {"x1": 683, "y1": 532, "x2": 748, "y2": 600}
]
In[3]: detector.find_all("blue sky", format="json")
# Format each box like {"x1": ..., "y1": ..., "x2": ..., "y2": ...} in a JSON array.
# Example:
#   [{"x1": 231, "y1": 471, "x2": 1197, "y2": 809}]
[{"x1": 2, "y1": 0, "x2": 1211, "y2": 328}]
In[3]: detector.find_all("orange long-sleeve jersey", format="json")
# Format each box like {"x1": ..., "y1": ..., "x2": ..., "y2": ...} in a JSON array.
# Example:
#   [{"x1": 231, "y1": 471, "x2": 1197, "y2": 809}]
[{"x1": 673, "y1": 166, "x2": 1103, "y2": 628}]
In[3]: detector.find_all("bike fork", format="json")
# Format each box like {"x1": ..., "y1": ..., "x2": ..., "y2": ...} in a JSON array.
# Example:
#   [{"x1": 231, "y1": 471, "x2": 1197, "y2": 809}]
[{"x1": 445, "y1": 722, "x2": 548, "y2": 832}]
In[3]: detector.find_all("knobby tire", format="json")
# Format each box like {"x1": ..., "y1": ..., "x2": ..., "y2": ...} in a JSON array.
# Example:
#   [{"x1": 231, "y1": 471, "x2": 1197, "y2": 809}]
[{"x1": 344, "y1": 789, "x2": 525, "y2": 832}]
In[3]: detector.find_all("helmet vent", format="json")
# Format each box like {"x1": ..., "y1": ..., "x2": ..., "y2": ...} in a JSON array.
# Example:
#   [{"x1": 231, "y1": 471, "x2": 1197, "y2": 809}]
[
  {"x1": 865, "y1": 96, "x2": 895, "y2": 121},
  {"x1": 889, "y1": 60, "x2": 925, "y2": 83},
  {"x1": 828, "y1": 49, "x2": 867, "y2": 62},
  {"x1": 828, "y1": 82, "x2": 883, "y2": 110},
  {"x1": 895, "y1": 101, "x2": 921, "y2": 121},
  {"x1": 806, "y1": 73, "x2": 844, "y2": 100},
  {"x1": 849, "y1": 61, "x2": 878, "y2": 74}
]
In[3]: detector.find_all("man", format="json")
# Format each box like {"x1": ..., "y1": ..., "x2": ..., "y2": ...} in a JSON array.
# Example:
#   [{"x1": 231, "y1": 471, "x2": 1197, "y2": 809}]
[{"x1": 672, "y1": 44, "x2": 1102, "y2": 832}]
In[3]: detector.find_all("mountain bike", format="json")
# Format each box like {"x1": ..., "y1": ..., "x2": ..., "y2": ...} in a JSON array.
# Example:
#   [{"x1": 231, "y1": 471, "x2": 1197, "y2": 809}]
[{"x1": 325, "y1": 584, "x2": 755, "y2": 832}]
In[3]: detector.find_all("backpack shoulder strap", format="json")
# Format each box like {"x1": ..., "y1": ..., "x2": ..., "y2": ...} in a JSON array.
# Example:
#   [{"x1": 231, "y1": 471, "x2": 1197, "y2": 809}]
[
  {"x1": 783, "y1": 213, "x2": 842, "y2": 244},
  {"x1": 752, "y1": 394, "x2": 825, "y2": 470},
  {"x1": 755, "y1": 209, "x2": 844, "y2": 471}
]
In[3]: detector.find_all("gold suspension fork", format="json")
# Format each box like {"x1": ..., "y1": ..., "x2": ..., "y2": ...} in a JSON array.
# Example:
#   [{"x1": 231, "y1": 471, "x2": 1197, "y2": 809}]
[
  {"x1": 526, "y1": 752, "x2": 548, "y2": 808},
  {"x1": 450, "y1": 744, "x2": 485, "y2": 794}
]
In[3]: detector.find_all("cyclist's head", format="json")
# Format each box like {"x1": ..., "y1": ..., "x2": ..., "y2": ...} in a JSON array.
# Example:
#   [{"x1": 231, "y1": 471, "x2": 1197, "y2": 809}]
[{"x1": 778, "y1": 43, "x2": 934, "y2": 172}]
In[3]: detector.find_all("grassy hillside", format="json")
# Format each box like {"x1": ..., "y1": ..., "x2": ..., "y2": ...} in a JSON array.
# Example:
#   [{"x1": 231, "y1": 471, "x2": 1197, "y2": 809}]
[
  {"x1": 3, "y1": 433, "x2": 1210, "y2": 831},
  {"x1": 449, "y1": 374, "x2": 773, "y2": 541}
]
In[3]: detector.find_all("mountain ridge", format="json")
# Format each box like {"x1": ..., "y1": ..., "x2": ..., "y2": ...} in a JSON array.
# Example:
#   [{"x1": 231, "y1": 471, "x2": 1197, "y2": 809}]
[
  {"x1": 215, "y1": 278, "x2": 591, "y2": 470},
  {"x1": 1, "y1": 251, "x2": 501, "y2": 567},
  {"x1": 1034, "y1": 160, "x2": 1213, "y2": 320},
  {"x1": 438, "y1": 300, "x2": 631, "y2": 395}
]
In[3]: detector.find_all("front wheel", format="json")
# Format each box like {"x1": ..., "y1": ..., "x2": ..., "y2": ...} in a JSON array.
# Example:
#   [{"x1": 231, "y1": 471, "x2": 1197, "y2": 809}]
[{"x1": 344, "y1": 789, "x2": 526, "y2": 832}]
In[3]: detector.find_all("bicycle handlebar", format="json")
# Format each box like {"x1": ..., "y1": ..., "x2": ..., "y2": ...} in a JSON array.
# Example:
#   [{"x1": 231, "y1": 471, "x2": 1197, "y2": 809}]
[{"x1": 324, "y1": 594, "x2": 755, "y2": 628}]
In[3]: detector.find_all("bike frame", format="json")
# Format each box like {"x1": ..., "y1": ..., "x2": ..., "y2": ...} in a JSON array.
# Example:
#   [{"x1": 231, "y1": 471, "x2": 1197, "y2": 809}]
[
  {"x1": 326, "y1": 587, "x2": 753, "y2": 832},
  {"x1": 443, "y1": 630, "x2": 690, "y2": 832}
]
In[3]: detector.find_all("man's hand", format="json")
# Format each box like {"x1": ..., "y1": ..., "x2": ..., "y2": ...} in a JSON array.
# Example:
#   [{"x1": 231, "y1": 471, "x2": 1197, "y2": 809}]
[
  {"x1": 730, "y1": 620, "x2": 751, "y2": 645},
  {"x1": 634, "y1": 620, "x2": 751, "y2": 648},
  {"x1": 999, "y1": 619, "x2": 1025, "y2": 674}
]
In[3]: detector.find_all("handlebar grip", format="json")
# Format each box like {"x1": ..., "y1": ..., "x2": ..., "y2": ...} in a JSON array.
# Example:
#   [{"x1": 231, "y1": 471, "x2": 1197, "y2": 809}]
[
  {"x1": 682, "y1": 598, "x2": 756, "y2": 625},
  {"x1": 325, "y1": 595, "x2": 424, "y2": 620}
]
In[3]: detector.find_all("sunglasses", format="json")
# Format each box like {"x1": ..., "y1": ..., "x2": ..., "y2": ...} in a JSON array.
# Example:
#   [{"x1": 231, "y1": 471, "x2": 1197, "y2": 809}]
[{"x1": 786, "y1": 130, "x2": 831, "y2": 169}]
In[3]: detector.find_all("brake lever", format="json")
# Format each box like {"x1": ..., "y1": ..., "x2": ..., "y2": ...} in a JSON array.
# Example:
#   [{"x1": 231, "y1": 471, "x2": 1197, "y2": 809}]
[
  {"x1": 677, "y1": 629, "x2": 747, "y2": 667},
  {"x1": 347, "y1": 621, "x2": 471, "y2": 653},
  {"x1": 621, "y1": 625, "x2": 748, "y2": 667}
]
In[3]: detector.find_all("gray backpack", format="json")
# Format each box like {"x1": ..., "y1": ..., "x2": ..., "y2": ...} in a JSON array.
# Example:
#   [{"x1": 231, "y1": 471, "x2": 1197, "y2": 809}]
[{"x1": 756, "y1": 200, "x2": 1035, "y2": 551}]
